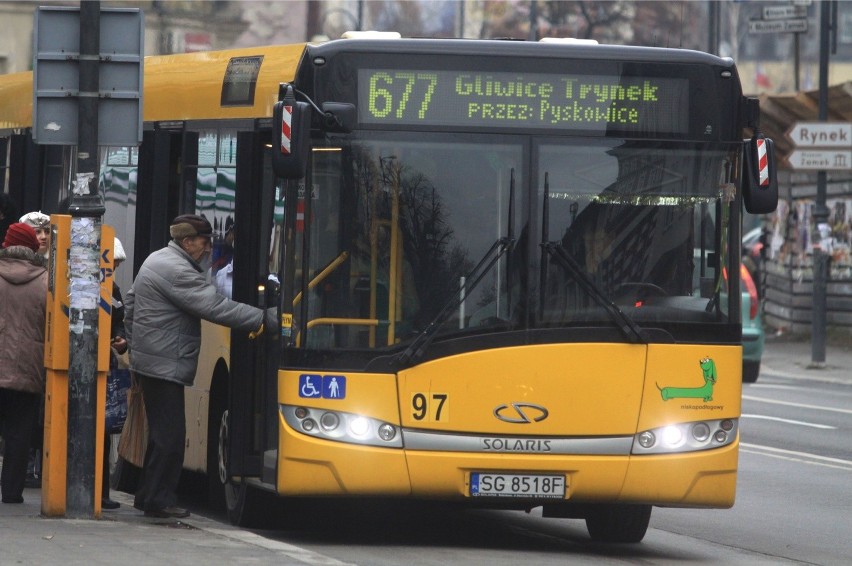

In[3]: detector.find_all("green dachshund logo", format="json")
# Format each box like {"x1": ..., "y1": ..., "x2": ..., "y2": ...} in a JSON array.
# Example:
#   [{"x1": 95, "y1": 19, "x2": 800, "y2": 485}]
[{"x1": 656, "y1": 357, "x2": 717, "y2": 402}]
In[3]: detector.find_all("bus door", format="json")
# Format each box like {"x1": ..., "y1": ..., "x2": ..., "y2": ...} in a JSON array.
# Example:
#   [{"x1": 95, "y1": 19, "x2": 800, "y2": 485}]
[
  {"x1": 3, "y1": 132, "x2": 64, "y2": 216},
  {"x1": 226, "y1": 129, "x2": 281, "y2": 481},
  {"x1": 135, "y1": 128, "x2": 188, "y2": 274}
]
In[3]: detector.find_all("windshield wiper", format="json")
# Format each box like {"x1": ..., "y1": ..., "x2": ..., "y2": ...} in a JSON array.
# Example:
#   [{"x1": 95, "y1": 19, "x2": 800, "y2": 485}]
[
  {"x1": 539, "y1": 174, "x2": 647, "y2": 344},
  {"x1": 397, "y1": 172, "x2": 517, "y2": 366}
]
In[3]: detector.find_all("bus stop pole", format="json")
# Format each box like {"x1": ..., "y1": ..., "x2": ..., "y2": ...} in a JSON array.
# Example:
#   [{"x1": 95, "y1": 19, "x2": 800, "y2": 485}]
[{"x1": 66, "y1": 0, "x2": 106, "y2": 518}]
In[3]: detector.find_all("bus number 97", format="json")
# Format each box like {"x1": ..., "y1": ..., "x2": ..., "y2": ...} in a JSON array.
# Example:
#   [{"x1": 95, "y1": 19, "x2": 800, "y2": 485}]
[
  {"x1": 411, "y1": 392, "x2": 448, "y2": 422},
  {"x1": 368, "y1": 72, "x2": 438, "y2": 120}
]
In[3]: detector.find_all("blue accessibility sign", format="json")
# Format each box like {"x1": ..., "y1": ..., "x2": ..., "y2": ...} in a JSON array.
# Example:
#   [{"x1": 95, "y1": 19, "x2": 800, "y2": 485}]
[{"x1": 299, "y1": 374, "x2": 346, "y2": 399}]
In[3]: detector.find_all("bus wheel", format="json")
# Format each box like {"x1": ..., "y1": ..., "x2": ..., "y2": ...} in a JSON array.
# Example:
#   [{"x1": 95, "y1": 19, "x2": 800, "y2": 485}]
[
  {"x1": 206, "y1": 382, "x2": 227, "y2": 510},
  {"x1": 225, "y1": 477, "x2": 266, "y2": 527},
  {"x1": 215, "y1": 409, "x2": 264, "y2": 527},
  {"x1": 585, "y1": 504, "x2": 652, "y2": 543},
  {"x1": 742, "y1": 361, "x2": 760, "y2": 383}
]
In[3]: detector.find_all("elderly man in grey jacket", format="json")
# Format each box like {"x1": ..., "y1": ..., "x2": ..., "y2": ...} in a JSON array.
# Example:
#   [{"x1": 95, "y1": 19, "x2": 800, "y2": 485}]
[{"x1": 125, "y1": 214, "x2": 274, "y2": 519}]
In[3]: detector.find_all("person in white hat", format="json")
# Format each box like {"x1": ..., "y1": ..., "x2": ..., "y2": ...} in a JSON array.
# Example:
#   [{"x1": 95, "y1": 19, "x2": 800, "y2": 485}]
[
  {"x1": 19, "y1": 211, "x2": 51, "y2": 258},
  {"x1": 102, "y1": 237, "x2": 128, "y2": 510}
]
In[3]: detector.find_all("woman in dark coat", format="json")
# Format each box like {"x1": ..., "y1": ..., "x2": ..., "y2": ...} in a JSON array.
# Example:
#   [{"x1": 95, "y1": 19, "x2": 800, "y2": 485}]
[{"x1": 0, "y1": 223, "x2": 47, "y2": 504}]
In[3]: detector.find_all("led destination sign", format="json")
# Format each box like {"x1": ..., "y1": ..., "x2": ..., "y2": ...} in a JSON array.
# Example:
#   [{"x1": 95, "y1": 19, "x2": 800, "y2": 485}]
[{"x1": 358, "y1": 69, "x2": 689, "y2": 134}]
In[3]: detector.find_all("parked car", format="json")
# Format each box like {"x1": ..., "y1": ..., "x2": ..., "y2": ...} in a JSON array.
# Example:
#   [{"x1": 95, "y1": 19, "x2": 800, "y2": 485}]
[
  {"x1": 693, "y1": 243, "x2": 765, "y2": 383},
  {"x1": 740, "y1": 263, "x2": 764, "y2": 383}
]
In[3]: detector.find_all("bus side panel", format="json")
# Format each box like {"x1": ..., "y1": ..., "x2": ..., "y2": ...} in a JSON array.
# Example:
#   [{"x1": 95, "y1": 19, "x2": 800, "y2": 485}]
[
  {"x1": 184, "y1": 321, "x2": 231, "y2": 472},
  {"x1": 277, "y1": 371, "x2": 411, "y2": 496},
  {"x1": 620, "y1": 443, "x2": 739, "y2": 507},
  {"x1": 621, "y1": 344, "x2": 742, "y2": 507},
  {"x1": 638, "y1": 344, "x2": 742, "y2": 433}
]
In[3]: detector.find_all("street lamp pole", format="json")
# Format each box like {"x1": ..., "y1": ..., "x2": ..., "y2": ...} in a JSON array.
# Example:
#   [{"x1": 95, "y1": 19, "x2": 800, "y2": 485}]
[{"x1": 811, "y1": 0, "x2": 834, "y2": 366}]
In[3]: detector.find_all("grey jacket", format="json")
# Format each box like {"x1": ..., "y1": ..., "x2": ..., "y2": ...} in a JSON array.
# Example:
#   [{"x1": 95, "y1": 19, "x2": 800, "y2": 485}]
[{"x1": 125, "y1": 241, "x2": 263, "y2": 386}]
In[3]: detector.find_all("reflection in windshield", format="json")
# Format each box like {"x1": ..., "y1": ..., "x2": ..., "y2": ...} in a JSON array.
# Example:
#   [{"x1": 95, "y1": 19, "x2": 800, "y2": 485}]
[
  {"x1": 293, "y1": 136, "x2": 735, "y2": 351},
  {"x1": 539, "y1": 142, "x2": 732, "y2": 328},
  {"x1": 297, "y1": 136, "x2": 522, "y2": 350}
]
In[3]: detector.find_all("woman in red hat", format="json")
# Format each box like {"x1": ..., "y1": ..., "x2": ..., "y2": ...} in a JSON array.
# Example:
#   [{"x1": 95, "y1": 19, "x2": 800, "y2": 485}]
[{"x1": 0, "y1": 223, "x2": 48, "y2": 503}]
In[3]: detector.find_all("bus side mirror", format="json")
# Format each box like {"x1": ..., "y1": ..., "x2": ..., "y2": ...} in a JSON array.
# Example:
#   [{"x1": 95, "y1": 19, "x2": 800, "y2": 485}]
[
  {"x1": 742, "y1": 136, "x2": 778, "y2": 214},
  {"x1": 272, "y1": 93, "x2": 311, "y2": 179}
]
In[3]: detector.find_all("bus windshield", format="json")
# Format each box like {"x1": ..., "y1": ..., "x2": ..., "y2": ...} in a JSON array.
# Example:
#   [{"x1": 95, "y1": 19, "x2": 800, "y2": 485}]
[{"x1": 291, "y1": 132, "x2": 735, "y2": 352}]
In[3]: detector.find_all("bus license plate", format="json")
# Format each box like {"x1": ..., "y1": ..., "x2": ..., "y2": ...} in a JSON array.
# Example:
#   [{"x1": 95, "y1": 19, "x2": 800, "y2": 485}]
[{"x1": 470, "y1": 473, "x2": 565, "y2": 499}]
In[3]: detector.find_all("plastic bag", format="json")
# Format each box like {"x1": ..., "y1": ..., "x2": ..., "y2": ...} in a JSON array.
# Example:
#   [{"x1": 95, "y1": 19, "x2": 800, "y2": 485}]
[{"x1": 105, "y1": 350, "x2": 131, "y2": 434}]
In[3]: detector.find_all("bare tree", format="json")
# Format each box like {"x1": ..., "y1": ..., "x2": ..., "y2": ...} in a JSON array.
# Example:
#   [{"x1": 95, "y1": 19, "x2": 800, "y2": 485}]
[{"x1": 478, "y1": 1, "x2": 707, "y2": 49}]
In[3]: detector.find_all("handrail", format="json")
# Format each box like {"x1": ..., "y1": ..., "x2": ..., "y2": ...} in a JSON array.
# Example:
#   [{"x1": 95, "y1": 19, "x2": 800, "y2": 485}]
[
  {"x1": 295, "y1": 317, "x2": 385, "y2": 347},
  {"x1": 292, "y1": 251, "x2": 349, "y2": 307}
]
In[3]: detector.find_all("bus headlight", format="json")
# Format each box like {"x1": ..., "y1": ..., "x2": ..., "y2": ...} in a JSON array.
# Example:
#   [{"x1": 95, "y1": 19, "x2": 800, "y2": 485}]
[
  {"x1": 281, "y1": 405, "x2": 403, "y2": 448},
  {"x1": 691, "y1": 422, "x2": 711, "y2": 442},
  {"x1": 349, "y1": 417, "x2": 369, "y2": 436},
  {"x1": 320, "y1": 412, "x2": 340, "y2": 431},
  {"x1": 661, "y1": 426, "x2": 684, "y2": 447},
  {"x1": 637, "y1": 431, "x2": 656, "y2": 448},
  {"x1": 378, "y1": 423, "x2": 397, "y2": 441},
  {"x1": 632, "y1": 418, "x2": 738, "y2": 454}
]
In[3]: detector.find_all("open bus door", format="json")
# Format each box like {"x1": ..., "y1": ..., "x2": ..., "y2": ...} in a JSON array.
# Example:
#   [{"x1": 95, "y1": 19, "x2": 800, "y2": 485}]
[{"x1": 219, "y1": 130, "x2": 283, "y2": 525}]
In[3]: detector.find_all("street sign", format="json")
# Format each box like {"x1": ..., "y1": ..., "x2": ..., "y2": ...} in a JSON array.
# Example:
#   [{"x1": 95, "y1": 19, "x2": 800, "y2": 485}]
[
  {"x1": 748, "y1": 18, "x2": 808, "y2": 34},
  {"x1": 787, "y1": 122, "x2": 852, "y2": 148},
  {"x1": 763, "y1": 5, "x2": 808, "y2": 20},
  {"x1": 33, "y1": 6, "x2": 144, "y2": 146},
  {"x1": 787, "y1": 149, "x2": 852, "y2": 171}
]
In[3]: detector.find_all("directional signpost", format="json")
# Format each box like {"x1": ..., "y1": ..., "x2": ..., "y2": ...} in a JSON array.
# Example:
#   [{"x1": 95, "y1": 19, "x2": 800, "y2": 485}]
[
  {"x1": 787, "y1": 121, "x2": 852, "y2": 147},
  {"x1": 749, "y1": 3, "x2": 808, "y2": 34},
  {"x1": 748, "y1": 19, "x2": 808, "y2": 34},
  {"x1": 786, "y1": 121, "x2": 852, "y2": 171},
  {"x1": 787, "y1": 150, "x2": 852, "y2": 171}
]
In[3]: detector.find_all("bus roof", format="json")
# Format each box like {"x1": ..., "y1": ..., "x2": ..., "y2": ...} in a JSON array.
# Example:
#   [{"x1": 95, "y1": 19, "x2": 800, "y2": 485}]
[
  {"x1": 308, "y1": 37, "x2": 734, "y2": 69},
  {"x1": 0, "y1": 43, "x2": 307, "y2": 130},
  {"x1": 1, "y1": 38, "x2": 735, "y2": 133},
  {"x1": 0, "y1": 72, "x2": 33, "y2": 130},
  {"x1": 143, "y1": 43, "x2": 306, "y2": 122}
]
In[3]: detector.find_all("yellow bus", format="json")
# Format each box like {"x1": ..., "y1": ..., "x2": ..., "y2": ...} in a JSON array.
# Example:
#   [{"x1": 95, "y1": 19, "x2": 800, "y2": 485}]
[{"x1": 0, "y1": 36, "x2": 777, "y2": 543}]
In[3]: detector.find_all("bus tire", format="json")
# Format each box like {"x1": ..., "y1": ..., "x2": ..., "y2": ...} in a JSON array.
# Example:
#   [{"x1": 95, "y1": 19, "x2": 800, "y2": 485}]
[
  {"x1": 585, "y1": 504, "x2": 652, "y2": 543},
  {"x1": 211, "y1": 402, "x2": 267, "y2": 527},
  {"x1": 206, "y1": 373, "x2": 227, "y2": 511},
  {"x1": 742, "y1": 361, "x2": 760, "y2": 383},
  {"x1": 225, "y1": 477, "x2": 266, "y2": 528}
]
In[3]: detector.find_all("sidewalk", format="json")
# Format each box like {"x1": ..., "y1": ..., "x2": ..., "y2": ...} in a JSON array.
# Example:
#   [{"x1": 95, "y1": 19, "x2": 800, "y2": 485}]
[
  {"x1": 760, "y1": 332, "x2": 852, "y2": 385},
  {"x1": 0, "y1": 489, "x2": 342, "y2": 565}
]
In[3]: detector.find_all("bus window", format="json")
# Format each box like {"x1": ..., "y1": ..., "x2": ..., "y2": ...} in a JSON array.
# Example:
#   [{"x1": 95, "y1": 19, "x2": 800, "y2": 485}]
[
  {"x1": 195, "y1": 128, "x2": 238, "y2": 293},
  {"x1": 100, "y1": 146, "x2": 139, "y2": 292},
  {"x1": 295, "y1": 134, "x2": 524, "y2": 349},
  {"x1": 538, "y1": 141, "x2": 734, "y2": 329}
]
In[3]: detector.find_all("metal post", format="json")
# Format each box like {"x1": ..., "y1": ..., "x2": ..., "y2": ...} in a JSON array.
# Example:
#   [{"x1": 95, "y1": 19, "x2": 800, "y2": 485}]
[
  {"x1": 708, "y1": 0, "x2": 719, "y2": 55},
  {"x1": 66, "y1": 0, "x2": 105, "y2": 518},
  {"x1": 529, "y1": 0, "x2": 538, "y2": 41},
  {"x1": 794, "y1": 32, "x2": 801, "y2": 92},
  {"x1": 811, "y1": 0, "x2": 832, "y2": 367}
]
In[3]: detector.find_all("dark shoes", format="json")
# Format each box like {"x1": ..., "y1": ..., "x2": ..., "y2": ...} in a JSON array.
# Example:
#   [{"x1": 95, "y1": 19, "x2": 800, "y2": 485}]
[
  {"x1": 2, "y1": 496, "x2": 24, "y2": 504},
  {"x1": 102, "y1": 498, "x2": 120, "y2": 510},
  {"x1": 144, "y1": 506, "x2": 190, "y2": 518},
  {"x1": 24, "y1": 474, "x2": 41, "y2": 489}
]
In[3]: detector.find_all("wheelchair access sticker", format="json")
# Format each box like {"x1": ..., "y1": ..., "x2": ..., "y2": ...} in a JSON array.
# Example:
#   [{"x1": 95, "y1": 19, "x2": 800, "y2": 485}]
[{"x1": 299, "y1": 374, "x2": 346, "y2": 399}]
